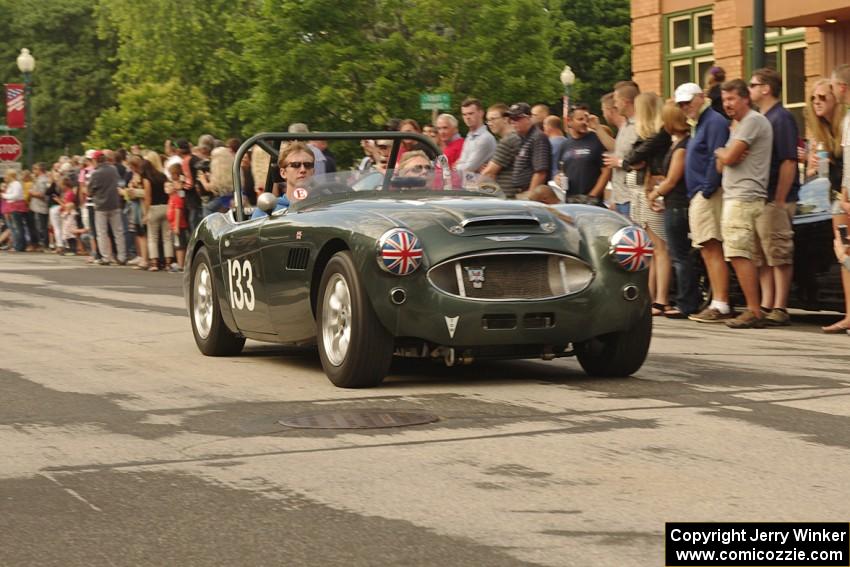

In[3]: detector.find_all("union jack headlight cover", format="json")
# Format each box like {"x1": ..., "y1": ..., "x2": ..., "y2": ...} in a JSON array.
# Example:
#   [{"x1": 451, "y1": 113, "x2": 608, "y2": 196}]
[
  {"x1": 609, "y1": 226, "x2": 653, "y2": 271},
  {"x1": 376, "y1": 228, "x2": 424, "y2": 276}
]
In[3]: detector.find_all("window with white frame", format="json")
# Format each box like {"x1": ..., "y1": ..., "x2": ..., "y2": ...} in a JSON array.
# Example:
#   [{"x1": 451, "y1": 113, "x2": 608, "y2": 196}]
[
  {"x1": 749, "y1": 28, "x2": 807, "y2": 132},
  {"x1": 664, "y1": 8, "x2": 714, "y2": 97}
]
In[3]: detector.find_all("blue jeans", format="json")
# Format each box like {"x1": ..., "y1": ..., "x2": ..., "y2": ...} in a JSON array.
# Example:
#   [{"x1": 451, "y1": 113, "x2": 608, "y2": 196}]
[
  {"x1": 32, "y1": 212, "x2": 49, "y2": 248},
  {"x1": 8, "y1": 212, "x2": 26, "y2": 251},
  {"x1": 664, "y1": 205, "x2": 700, "y2": 314},
  {"x1": 187, "y1": 206, "x2": 203, "y2": 234},
  {"x1": 202, "y1": 195, "x2": 233, "y2": 218}
]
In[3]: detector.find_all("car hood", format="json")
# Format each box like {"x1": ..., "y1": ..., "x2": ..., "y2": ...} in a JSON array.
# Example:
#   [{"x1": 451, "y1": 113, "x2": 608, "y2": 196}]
[
  {"x1": 363, "y1": 197, "x2": 565, "y2": 233},
  {"x1": 346, "y1": 197, "x2": 584, "y2": 258}
]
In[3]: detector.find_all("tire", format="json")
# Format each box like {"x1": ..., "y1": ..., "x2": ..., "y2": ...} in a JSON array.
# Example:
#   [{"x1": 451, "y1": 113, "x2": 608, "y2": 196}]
[
  {"x1": 316, "y1": 251, "x2": 393, "y2": 388},
  {"x1": 189, "y1": 247, "x2": 246, "y2": 356},
  {"x1": 575, "y1": 307, "x2": 652, "y2": 377}
]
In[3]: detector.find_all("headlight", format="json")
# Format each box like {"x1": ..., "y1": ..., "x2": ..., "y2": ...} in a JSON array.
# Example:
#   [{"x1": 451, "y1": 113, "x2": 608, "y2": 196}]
[
  {"x1": 609, "y1": 226, "x2": 653, "y2": 272},
  {"x1": 376, "y1": 228, "x2": 423, "y2": 275}
]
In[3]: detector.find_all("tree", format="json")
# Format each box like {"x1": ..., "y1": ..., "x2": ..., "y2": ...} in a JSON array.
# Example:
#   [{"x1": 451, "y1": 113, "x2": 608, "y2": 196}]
[
  {"x1": 231, "y1": 0, "x2": 564, "y2": 164},
  {"x1": 552, "y1": 0, "x2": 631, "y2": 113},
  {"x1": 0, "y1": 0, "x2": 118, "y2": 160},
  {"x1": 87, "y1": 80, "x2": 217, "y2": 149},
  {"x1": 96, "y1": 0, "x2": 253, "y2": 133}
]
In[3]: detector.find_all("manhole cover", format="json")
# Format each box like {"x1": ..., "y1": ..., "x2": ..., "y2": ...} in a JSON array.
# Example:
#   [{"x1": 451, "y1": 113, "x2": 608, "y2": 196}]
[{"x1": 278, "y1": 410, "x2": 439, "y2": 430}]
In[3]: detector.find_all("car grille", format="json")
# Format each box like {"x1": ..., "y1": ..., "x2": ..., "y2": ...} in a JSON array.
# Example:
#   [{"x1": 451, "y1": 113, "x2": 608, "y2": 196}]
[{"x1": 427, "y1": 251, "x2": 593, "y2": 301}]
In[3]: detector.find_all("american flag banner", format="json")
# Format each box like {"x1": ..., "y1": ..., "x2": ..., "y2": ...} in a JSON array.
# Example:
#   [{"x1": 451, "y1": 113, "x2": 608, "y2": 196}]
[{"x1": 6, "y1": 84, "x2": 25, "y2": 129}]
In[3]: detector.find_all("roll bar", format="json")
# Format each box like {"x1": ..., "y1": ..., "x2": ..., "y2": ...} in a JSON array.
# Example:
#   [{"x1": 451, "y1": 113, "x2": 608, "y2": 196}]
[{"x1": 231, "y1": 131, "x2": 440, "y2": 221}]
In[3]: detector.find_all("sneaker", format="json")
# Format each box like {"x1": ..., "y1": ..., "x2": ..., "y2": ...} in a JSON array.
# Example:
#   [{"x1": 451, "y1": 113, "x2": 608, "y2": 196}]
[
  {"x1": 93, "y1": 258, "x2": 111, "y2": 266},
  {"x1": 127, "y1": 256, "x2": 142, "y2": 266},
  {"x1": 725, "y1": 310, "x2": 765, "y2": 329},
  {"x1": 168, "y1": 264, "x2": 183, "y2": 273},
  {"x1": 688, "y1": 307, "x2": 735, "y2": 323},
  {"x1": 763, "y1": 308, "x2": 790, "y2": 327}
]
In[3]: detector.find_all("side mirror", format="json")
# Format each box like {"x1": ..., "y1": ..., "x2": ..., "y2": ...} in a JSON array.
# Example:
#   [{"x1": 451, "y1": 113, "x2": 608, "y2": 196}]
[{"x1": 257, "y1": 192, "x2": 277, "y2": 214}]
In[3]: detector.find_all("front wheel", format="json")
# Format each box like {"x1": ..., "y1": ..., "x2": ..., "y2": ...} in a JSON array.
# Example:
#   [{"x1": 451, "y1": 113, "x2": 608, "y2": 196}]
[
  {"x1": 575, "y1": 307, "x2": 652, "y2": 377},
  {"x1": 190, "y1": 247, "x2": 246, "y2": 356},
  {"x1": 316, "y1": 251, "x2": 393, "y2": 388}
]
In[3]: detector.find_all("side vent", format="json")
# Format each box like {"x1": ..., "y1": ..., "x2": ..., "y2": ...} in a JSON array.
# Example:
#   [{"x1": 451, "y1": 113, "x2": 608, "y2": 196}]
[{"x1": 286, "y1": 247, "x2": 310, "y2": 270}]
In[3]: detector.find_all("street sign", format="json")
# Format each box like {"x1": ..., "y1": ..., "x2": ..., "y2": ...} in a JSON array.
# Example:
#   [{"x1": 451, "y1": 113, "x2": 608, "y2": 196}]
[
  {"x1": 0, "y1": 135, "x2": 22, "y2": 161},
  {"x1": 420, "y1": 93, "x2": 451, "y2": 110},
  {"x1": 0, "y1": 161, "x2": 22, "y2": 173}
]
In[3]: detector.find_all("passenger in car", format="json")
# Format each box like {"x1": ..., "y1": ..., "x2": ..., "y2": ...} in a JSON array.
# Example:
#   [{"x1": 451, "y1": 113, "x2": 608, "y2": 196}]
[
  {"x1": 397, "y1": 151, "x2": 432, "y2": 178},
  {"x1": 251, "y1": 142, "x2": 315, "y2": 219}
]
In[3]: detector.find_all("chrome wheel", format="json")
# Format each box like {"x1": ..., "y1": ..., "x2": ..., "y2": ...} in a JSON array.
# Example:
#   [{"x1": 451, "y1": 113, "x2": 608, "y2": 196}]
[
  {"x1": 321, "y1": 273, "x2": 352, "y2": 366},
  {"x1": 193, "y1": 263, "x2": 214, "y2": 340}
]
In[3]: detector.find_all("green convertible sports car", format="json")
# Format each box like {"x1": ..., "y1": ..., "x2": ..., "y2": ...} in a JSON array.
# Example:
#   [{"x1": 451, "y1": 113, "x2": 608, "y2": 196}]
[{"x1": 184, "y1": 132, "x2": 654, "y2": 388}]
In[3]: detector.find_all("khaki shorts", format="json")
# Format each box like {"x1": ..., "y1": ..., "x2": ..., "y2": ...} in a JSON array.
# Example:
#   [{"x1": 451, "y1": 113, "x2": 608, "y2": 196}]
[
  {"x1": 753, "y1": 201, "x2": 795, "y2": 267},
  {"x1": 721, "y1": 199, "x2": 765, "y2": 260},
  {"x1": 689, "y1": 188, "x2": 723, "y2": 247}
]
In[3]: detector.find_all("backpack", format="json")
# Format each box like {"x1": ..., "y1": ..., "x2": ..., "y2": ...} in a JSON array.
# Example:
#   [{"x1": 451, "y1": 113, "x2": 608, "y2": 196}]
[{"x1": 208, "y1": 147, "x2": 234, "y2": 196}]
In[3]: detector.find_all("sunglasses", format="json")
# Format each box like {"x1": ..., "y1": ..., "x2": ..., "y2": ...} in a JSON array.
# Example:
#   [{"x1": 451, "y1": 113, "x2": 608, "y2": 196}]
[
  {"x1": 407, "y1": 164, "x2": 432, "y2": 174},
  {"x1": 508, "y1": 115, "x2": 527, "y2": 122},
  {"x1": 286, "y1": 161, "x2": 315, "y2": 170},
  {"x1": 376, "y1": 144, "x2": 391, "y2": 150},
  {"x1": 810, "y1": 94, "x2": 829, "y2": 102}
]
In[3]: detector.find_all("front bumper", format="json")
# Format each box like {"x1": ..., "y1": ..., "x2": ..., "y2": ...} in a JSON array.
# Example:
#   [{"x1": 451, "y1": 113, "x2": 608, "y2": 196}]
[{"x1": 369, "y1": 264, "x2": 649, "y2": 346}]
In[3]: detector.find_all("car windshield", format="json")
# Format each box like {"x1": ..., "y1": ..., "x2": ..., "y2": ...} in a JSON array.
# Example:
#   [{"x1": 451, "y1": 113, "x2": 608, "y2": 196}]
[{"x1": 286, "y1": 165, "x2": 504, "y2": 211}]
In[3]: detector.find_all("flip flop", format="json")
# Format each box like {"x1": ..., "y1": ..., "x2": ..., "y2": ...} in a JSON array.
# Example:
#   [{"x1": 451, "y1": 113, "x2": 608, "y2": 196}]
[
  {"x1": 664, "y1": 307, "x2": 687, "y2": 319},
  {"x1": 822, "y1": 321, "x2": 850, "y2": 334},
  {"x1": 651, "y1": 302, "x2": 667, "y2": 316}
]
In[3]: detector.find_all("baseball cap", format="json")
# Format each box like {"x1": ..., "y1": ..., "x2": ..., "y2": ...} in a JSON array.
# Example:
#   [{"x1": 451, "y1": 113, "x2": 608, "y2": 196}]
[
  {"x1": 674, "y1": 83, "x2": 703, "y2": 103},
  {"x1": 506, "y1": 102, "x2": 531, "y2": 118}
]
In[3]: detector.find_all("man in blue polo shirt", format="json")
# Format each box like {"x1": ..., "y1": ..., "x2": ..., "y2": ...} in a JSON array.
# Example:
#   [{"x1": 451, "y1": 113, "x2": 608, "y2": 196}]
[
  {"x1": 748, "y1": 67, "x2": 799, "y2": 326},
  {"x1": 676, "y1": 82, "x2": 733, "y2": 323}
]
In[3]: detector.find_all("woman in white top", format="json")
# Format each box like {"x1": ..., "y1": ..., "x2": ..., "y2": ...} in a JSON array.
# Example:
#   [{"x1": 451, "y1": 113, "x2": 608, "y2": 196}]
[{"x1": 1, "y1": 169, "x2": 27, "y2": 251}]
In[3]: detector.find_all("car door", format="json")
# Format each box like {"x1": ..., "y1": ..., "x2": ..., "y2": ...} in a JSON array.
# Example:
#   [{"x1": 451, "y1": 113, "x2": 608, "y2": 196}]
[
  {"x1": 259, "y1": 210, "x2": 317, "y2": 343},
  {"x1": 219, "y1": 216, "x2": 276, "y2": 336}
]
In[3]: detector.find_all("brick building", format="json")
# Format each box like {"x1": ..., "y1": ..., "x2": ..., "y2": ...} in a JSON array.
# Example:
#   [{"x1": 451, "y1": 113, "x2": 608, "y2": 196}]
[{"x1": 632, "y1": 1, "x2": 850, "y2": 129}]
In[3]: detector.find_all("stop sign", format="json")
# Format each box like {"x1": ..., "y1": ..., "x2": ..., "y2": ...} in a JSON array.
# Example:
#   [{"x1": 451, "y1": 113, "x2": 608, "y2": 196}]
[{"x1": 0, "y1": 136, "x2": 22, "y2": 162}]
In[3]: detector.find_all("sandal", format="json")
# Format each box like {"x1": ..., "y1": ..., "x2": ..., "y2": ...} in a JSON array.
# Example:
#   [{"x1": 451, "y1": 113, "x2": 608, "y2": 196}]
[
  {"x1": 822, "y1": 321, "x2": 850, "y2": 334},
  {"x1": 133, "y1": 263, "x2": 149, "y2": 270},
  {"x1": 664, "y1": 307, "x2": 687, "y2": 319},
  {"x1": 148, "y1": 265, "x2": 160, "y2": 272},
  {"x1": 651, "y1": 302, "x2": 668, "y2": 316}
]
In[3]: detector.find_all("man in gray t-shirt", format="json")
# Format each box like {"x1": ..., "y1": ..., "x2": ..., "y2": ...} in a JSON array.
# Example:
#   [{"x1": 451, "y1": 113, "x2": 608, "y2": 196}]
[
  {"x1": 720, "y1": 108, "x2": 772, "y2": 201},
  {"x1": 713, "y1": 79, "x2": 773, "y2": 328}
]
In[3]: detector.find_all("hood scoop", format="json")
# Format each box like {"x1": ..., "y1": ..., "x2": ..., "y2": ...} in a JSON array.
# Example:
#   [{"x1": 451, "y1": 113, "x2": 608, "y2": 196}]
[{"x1": 450, "y1": 214, "x2": 554, "y2": 235}]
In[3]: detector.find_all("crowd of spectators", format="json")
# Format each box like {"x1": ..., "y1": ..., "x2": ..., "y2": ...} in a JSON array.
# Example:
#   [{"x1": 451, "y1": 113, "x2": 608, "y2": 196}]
[
  {"x1": 0, "y1": 135, "x2": 267, "y2": 272},
  {"x1": 2, "y1": 64, "x2": 850, "y2": 332}
]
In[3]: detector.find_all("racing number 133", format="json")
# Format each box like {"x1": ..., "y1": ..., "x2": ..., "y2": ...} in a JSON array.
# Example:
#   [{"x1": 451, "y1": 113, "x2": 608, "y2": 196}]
[{"x1": 227, "y1": 259, "x2": 256, "y2": 311}]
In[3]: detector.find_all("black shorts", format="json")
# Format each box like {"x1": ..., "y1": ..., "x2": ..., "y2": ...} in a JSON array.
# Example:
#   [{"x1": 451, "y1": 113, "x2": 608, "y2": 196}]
[{"x1": 173, "y1": 228, "x2": 190, "y2": 250}]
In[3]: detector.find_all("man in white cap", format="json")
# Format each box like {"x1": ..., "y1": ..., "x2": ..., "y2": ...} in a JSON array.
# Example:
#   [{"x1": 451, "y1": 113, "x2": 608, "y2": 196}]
[{"x1": 674, "y1": 81, "x2": 733, "y2": 323}]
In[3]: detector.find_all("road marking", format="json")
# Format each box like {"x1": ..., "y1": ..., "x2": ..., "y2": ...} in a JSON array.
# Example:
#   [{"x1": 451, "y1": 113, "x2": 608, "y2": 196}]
[{"x1": 40, "y1": 473, "x2": 103, "y2": 512}]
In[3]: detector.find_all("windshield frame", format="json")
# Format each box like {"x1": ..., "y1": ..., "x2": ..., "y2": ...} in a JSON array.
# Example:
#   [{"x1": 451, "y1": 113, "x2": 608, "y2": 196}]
[{"x1": 232, "y1": 131, "x2": 440, "y2": 222}]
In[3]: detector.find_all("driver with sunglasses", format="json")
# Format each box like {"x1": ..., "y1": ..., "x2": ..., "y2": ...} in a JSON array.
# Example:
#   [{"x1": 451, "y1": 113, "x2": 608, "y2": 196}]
[{"x1": 251, "y1": 142, "x2": 315, "y2": 218}]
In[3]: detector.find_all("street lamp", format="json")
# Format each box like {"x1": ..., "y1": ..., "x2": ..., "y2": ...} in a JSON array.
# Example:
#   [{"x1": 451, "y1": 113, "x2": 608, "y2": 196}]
[
  {"x1": 560, "y1": 65, "x2": 576, "y2": 116},
  {"x1": 16, "y1": 48, "x2": 35, "y2": 168}
]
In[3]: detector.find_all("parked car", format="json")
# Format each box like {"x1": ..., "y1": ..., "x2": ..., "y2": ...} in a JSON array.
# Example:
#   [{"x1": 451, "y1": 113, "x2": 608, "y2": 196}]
[{"x1": 184, "y1": 132, "x2": 655, "y2": 387}]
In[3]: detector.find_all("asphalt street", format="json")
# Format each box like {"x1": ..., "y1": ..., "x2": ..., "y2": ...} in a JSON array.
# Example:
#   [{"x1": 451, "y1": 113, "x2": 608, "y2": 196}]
[{"x1": 2, "y1": 253, "x2": 850, "y2": 567}]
